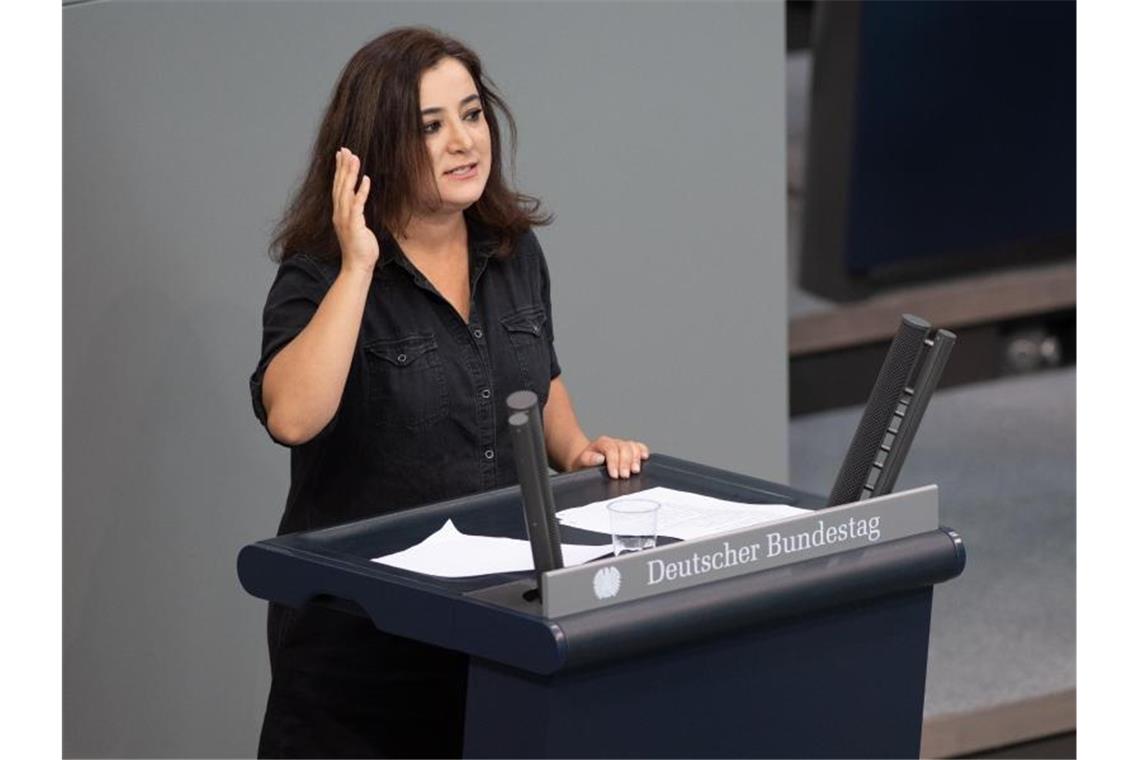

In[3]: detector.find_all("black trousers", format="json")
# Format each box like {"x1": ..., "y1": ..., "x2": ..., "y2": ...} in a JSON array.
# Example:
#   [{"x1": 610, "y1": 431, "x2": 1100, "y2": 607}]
[{"x1": 258, "y1": 602, "x2": 469, "y2": 758}]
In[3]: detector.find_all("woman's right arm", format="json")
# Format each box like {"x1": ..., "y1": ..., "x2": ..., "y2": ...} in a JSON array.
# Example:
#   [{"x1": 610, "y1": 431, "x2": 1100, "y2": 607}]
[{"x1": 260, "y1": 148, "x2": 378, "y2": 446}]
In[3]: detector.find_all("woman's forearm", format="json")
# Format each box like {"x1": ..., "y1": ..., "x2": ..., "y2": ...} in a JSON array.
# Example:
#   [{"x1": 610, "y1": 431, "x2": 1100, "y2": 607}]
[
  {"x1": 261, "y1": 266, "x2": 373, "y2": 445},
  {"x1": 543, "y1": 377, "x2": 651, "y2": 478},
  {"x1": 543, "y1": 377, "x2": 591, "y2": 471}
]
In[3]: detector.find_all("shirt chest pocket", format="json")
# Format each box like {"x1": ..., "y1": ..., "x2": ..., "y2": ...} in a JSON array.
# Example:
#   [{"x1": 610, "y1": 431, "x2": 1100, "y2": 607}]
[
  {"x1": 364, "y1": 333, "x2": 449, "y2": 431},
  {"x1": 499, "y1": 305, "x2": 551, "y2": 400}
]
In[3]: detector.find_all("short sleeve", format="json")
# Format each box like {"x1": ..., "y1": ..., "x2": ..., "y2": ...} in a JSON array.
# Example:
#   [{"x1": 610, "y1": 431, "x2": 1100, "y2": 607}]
[
  {"x1": 533, "y1": 234, "x2": 563, "y2": 381},
  {"x1": 249, "y1": 254, "x2": 335, "y2": 443}
]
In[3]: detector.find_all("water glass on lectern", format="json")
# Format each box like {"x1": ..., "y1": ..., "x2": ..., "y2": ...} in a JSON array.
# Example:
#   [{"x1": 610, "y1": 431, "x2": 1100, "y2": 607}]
[{"x1": 607, "y1": 498, "x2": 660, "y2": 555}]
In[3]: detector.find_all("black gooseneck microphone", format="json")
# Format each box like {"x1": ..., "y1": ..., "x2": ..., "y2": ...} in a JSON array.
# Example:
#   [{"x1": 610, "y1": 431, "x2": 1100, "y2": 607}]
[
  {"x1": 828, "y1": 314, "x2": 957, "y2": 507},
  {"x1": 507, "y1": 391, "x2": 564, "y2": 590}
]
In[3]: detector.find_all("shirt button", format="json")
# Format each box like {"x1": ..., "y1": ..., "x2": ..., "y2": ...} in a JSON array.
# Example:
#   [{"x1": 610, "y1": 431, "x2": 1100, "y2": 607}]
[
  {"x1": 472, "y1": 328, "x2": 483, "y2": 339},
  {"x1": 396, "y1": 353, "x2": 407, "y2": 364},
  {"x1": 480, "y1": 389, "x2": 491, "y2": 399},
  {"x1": 484, "y1": 449, "x2": 495, "y2": 460},
  {"x1": 532, "y1": 325, "x2": 540, "y2": 334}
]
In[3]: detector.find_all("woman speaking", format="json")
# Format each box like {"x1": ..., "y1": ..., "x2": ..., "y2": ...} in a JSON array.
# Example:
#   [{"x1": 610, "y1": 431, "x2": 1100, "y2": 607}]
[{"x1": 249, "y1": 26, "x2": 649, "y2": 758}]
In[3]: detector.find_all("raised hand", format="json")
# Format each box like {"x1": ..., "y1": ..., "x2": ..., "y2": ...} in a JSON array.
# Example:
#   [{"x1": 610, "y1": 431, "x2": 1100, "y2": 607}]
[{"x1": 331, "y1": 147, "x2": 379, "y2": 274}]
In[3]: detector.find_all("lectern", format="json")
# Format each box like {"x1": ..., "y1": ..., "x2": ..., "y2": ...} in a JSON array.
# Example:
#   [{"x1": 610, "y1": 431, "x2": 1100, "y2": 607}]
[{"x1": 238, "y1": 455, "x2": 965, "y2": 758}]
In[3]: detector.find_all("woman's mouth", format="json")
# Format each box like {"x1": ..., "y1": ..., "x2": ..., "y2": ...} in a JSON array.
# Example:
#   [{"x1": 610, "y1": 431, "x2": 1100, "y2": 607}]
[{"x1": 444, "y1": 162, "x2": 478, "y2": 180}]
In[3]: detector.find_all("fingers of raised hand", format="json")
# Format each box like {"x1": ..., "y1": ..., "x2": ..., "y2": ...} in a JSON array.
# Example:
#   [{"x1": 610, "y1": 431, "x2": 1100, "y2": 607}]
[
  {"x1": 341, "y1": 153, "x2": 359, "y2": 212},
  {"x1": 353, "y1": 174, "x2": 371, "y2": 213},
  {"x1": 332, "y1": 148, "x2": 346, "y2": 204},
  {"x1": 332, "y1": 148, "x2": 361, "y2": 222}
]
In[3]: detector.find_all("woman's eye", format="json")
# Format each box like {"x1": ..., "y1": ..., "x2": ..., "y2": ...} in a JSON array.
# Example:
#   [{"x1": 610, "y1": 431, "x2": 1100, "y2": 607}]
[
  {"x1": 463, "y1": 109, "x2": 483, "y2": 122},
  {"x1": 422, "y1": 121, "x2": 441, "y2": 134}
]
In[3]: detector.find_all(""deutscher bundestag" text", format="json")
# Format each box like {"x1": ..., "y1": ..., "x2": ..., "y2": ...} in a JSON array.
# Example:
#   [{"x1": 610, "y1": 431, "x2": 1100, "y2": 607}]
[{"x1": 646, "y1": 516, "x2": 882, "y2": 586}]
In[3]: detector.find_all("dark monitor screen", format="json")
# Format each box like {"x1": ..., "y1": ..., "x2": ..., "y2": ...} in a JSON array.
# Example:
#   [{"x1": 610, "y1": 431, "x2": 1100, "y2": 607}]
[{"x1": 801, "y1": 1, "x2": 1075, "y2": 300}]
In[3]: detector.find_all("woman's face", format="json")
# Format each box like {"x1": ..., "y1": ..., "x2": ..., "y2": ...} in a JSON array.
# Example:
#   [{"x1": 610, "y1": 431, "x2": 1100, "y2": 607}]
[{"x1": 417, "y1": 57, "x2": 492, "y2": 214}]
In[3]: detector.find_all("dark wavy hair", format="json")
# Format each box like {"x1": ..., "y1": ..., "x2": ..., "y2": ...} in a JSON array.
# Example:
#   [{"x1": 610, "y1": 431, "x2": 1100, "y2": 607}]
[{"x1": 269, "y1": 26, "x2": 551, "y2": 263}]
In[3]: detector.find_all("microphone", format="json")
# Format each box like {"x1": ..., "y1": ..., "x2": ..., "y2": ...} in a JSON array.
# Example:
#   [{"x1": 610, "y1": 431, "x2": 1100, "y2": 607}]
[
  {"x1": 828, "y1": 314, "x2": 957, "y2": 506},
  {"x1": 507, "y1": 391, "x2": 564, "y2": 583}
]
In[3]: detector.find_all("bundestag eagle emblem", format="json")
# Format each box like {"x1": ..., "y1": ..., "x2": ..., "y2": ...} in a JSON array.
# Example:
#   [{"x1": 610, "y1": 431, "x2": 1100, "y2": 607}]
[{"x1": 593, "y1": 566, "x2": 621, "y2": 600}]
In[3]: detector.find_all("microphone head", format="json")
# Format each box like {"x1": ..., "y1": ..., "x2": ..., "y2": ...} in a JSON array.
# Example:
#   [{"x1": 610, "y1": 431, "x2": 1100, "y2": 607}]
[
  {"x1": 901, "y1": 313, "x2": 932, "y2": 331},
  {"x1": 507, "y1": 390, "x2": 539, "y2": 413}
]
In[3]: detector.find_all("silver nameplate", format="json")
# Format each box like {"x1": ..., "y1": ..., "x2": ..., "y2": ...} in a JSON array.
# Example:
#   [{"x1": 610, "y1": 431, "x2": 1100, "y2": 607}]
[{"x1": 540, "y1": 485, "x2": 939, "y2": 618}]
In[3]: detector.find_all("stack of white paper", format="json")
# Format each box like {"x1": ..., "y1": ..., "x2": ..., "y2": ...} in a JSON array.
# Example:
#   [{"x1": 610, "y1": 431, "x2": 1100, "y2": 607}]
[
  {"x1": 371, "y1": 487, "x2": 811, "y2": 578},
  {"x1": 371, "y1": 519, "x2": 613, "y2": 578},
  {"x1": 555, "y1": 486, "x2": 810, "y2": 541}
]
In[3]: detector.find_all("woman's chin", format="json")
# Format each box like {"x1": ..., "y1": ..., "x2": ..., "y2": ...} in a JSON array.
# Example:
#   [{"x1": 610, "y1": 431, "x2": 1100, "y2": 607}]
[
  {"x1": 437, "y1": 179, "x2": 488, "y2": 208},
  {"x1": 417, "y1": 187, "x2": 487, "y2": 217},
  {"x1": 440, "y1": 194, "x2": 484, "y2": 213}
]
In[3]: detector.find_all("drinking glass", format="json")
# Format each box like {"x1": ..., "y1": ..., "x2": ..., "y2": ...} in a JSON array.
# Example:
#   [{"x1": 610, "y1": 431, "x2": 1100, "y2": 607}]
[{"x1": 607, "y1": 498, "x2": 660, "y2": 555}]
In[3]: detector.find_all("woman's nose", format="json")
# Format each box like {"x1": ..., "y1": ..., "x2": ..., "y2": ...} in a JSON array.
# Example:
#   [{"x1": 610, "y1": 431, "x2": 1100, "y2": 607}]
[{"x1": 447, "y1": 121, "x2": 475, "y2": 151}]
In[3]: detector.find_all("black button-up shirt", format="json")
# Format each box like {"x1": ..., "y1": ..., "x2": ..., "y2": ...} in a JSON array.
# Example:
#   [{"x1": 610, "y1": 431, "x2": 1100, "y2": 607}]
[{"x1": 250, "y1": 221, "x2": 561, "y2": 536}]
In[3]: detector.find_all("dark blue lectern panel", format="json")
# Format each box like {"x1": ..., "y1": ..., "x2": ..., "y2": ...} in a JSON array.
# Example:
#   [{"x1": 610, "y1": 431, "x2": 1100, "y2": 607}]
[{"x1": 466, "y1": 588, "x2": 932, "y2": 758}]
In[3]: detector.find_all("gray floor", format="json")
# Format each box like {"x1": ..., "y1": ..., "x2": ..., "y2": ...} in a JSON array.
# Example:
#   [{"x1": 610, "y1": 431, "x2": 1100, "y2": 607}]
[{"x1": 789, "y1": 367, "x2": 1076, "y2": 717}]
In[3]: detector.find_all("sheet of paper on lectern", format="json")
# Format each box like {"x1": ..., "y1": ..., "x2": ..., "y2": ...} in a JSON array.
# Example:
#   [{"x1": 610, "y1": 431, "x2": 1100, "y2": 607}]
[
  {"x1": 555, "y1": 486, "x2": 811, "y2": 541},
  {"x1": 371, "y1": 519, "x2": 613, "y2": 578}
]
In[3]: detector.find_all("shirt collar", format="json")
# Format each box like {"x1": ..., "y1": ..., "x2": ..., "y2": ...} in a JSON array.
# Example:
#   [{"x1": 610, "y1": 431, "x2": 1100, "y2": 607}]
[{"x1": 378, "y1": 217, "x2": 498, "y2": 271}]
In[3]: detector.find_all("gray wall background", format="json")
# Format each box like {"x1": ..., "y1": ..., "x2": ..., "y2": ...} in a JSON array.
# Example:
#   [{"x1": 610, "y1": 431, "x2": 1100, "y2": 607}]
[{"x1": 63, "y1": 1, "x2": 786, "y2": 756}]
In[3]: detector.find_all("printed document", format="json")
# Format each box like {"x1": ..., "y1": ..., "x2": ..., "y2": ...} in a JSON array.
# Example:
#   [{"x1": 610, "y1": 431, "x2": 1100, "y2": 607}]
[
  {"x1": 556, "y1": 486, "x2": 811, "y2": 541},
  {"x1": 372, "y1": 519, "x2": 613, "y2": 578}
]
